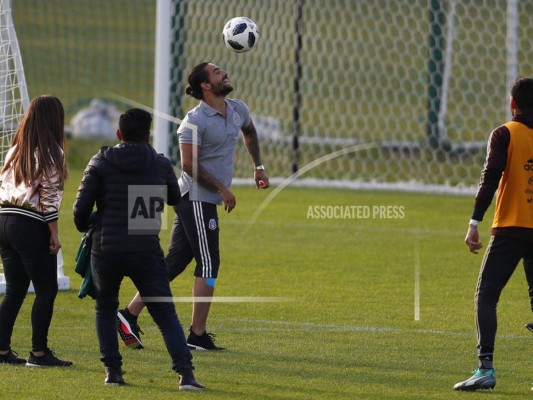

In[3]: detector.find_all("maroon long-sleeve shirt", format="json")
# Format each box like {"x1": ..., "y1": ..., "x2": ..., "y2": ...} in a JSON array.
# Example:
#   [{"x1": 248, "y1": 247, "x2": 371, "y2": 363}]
[{"x1": 472, "y1": 114, "x2": 533, "y2": 241}]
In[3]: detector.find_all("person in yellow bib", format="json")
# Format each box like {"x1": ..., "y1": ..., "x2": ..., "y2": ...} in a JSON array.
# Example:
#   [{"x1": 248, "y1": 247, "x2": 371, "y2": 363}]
[{"x1": 454, "y1": 77, "x2": 533, "y2": 391}]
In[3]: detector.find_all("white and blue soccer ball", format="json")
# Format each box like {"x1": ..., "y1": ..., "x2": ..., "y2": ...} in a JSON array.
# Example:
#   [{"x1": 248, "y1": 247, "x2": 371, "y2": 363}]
[{"x1": 222, "y1": 17, "x2": 259, "y2": 53}]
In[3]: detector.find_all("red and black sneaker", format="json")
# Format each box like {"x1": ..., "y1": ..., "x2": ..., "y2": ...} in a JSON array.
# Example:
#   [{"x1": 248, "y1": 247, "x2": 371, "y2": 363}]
[{"x1": 117, "y1": 310, "x2": 144, "y2": 349}]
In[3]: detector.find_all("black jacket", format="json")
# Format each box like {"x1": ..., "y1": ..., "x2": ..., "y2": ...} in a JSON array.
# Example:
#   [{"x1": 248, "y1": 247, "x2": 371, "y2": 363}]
[{"x1": 73, "y1": 142, "x2": 180, "y2": 254}]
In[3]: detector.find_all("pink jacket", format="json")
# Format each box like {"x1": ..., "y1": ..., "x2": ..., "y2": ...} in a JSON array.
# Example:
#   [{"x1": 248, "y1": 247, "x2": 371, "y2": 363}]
[{"x1": 0, "y1": 146, "x2": 64, "y2": 222}]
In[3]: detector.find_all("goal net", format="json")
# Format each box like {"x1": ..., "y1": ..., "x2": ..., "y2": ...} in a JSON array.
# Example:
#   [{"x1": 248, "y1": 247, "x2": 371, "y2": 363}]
[
  {"x1": 0, "y1": 0, "x2": 69, "y2": 293},
  {"x1": 9, "y1": 0, "x2": 533, "y2": 194},
  {"x1": 164, "y1": 0, "x2": 524, "y2": 194},
  {"x1": 0, "y1": 0, "x2": 27, "y2": 160}
]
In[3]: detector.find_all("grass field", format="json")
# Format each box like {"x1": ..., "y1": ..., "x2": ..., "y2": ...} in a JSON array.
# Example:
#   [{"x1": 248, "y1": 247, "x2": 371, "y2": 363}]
[
  {"x1": 4, "y1": 0, "x2": 533, "y2": 397},
  {"x1": 1, "y1": 155, "x2": 533, "y2": 399}
]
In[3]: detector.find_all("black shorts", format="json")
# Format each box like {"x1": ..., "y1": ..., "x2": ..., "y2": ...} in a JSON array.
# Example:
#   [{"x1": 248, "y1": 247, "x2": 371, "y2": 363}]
[{"x1": 165, "y1": 193, "x2": 220, "y2": 279}]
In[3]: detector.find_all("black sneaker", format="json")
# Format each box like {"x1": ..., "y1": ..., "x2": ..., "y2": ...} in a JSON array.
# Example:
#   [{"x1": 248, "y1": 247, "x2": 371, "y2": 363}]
[
  {"x1": 26, "y1": 349, "x2": 72, "y2": 367},
  {"x1": 186, "y1": 328, "x2": 225, "y2": 351},
  {"x1": 179, "y1": 369, "x2": 205, "y2": 391},
  {"x1": 0, "y1": 349, "x2": 26, "y2": 365},
  {"x1": 117, "y1": 309, "x2": 144, "y2": 349},
  {"x1": 526, "y1": 322, "x2": 533, "y2": 332},
  {"x1": 105, "y1": 366, "x2": 126, "y2": 386}
]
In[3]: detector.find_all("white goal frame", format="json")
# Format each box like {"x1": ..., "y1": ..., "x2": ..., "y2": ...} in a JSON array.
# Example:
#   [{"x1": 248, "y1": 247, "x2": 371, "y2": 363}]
[
  {"x1": 0, "y1": 0, "x2": 69, "y2": 294},
  {"x1": 152, "y1": 0, "x2": 523, "y2": 195}
]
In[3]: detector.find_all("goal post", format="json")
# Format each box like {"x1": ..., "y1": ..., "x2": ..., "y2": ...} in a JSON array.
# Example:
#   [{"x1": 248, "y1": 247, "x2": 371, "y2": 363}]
[
  {"x1": 155, "y1": 0, "x2": 529, "y2": 193},
  {"x1": 7, "y1": 0, "x2": 533, "y2": 194},
  {"x1": 506, "y1": 0, "x2": 519, "y2": 121},
  {"x1": 0, "y1": 0, "x2": 69, "y2": 294},
  {"x1": 153, "y1": 0, "x2": 172, "y2": 158},
  {"x1": 0, "y1": 0, "x2": 28, "y2": 156}
]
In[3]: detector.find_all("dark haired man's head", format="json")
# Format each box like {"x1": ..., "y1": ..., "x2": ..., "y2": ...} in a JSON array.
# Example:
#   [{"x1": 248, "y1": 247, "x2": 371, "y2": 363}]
[
  {"x1": 511, "y1": 78, "x2": 533, "y2": 115},
  {"x1": 118, "y1": 108, "x2": 152, "y2": 142},
  {"x1": 185, "y1": 62, "x2": 233, "y2": 100},
  {"x1": 185, "y1": 62, "x2": 210, "y2": 100}
]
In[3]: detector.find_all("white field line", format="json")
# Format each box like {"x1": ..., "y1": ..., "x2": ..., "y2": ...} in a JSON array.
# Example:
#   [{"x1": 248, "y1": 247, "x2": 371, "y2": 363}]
[
  {"x1": 141, "y1": 296, "x2": 290, "y2": 303},
  {"x1": 414, "y1": 231, "x2": 421, "y2": 321},
  {"x1": 42, "y1": 315, "x2": 533, "y2": 340},
  {"x1": 223, "y1": 318, "x2": 533, "y2": 340}
]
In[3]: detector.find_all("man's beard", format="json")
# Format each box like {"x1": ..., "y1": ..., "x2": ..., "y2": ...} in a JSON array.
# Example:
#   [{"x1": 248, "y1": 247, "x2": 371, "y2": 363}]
[
  {"x1": 213, "y1": 83, "x2": 233, "y2": 97},
  {"x1": 220, "y1": 86, "x2": 233, "y2": 96}
]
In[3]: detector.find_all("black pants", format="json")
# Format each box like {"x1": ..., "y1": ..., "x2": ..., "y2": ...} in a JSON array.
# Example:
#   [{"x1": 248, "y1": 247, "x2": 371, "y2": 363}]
[
  {"x1": 166, "y1": 193, "x2": 220, "y2": 280},
  {"x1": 475, "y1": 234, "x2": 533, "y2": 355},
  {"x1": 91, "y1": 250, "x2": 193, "y2": 372},
  {"x1": 0, "y1": 214, "x2": 58, "y2": 352}
]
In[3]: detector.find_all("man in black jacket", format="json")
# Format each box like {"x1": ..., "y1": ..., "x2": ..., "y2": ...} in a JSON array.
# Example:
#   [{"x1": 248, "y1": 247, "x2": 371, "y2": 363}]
[{"x1": 73, "y1": 108, "x2": 203, "y2": 390}]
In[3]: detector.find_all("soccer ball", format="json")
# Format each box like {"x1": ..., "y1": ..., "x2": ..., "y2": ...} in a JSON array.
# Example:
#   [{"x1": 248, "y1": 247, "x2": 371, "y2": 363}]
[{"x1": 222, "y1": 17, "x2": 259, "y2": 53}]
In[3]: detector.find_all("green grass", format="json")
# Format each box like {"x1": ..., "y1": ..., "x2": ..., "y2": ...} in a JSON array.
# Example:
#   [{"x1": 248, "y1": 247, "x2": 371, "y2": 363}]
[
  {"x1": 3, "y1": 1, "x2": 533, "y2": 396},
  {"x1": 1, "y1": 162, "x2": 532, "y2": 399}
]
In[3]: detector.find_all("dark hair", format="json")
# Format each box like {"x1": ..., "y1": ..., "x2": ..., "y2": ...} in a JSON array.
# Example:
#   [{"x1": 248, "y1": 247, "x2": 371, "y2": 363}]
[
  {"x1": 185, "y1": 62, "x2": 210, "y2": 100},
  {"x1": 2, "y1": 95, "x2": 68, "y2": 186},
  {"x1": 119, "y1": 108, "x2": 152, "y2": 142},
  {"x1": 511, "y1": 78, "x2": 533, "y2": 113}
]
